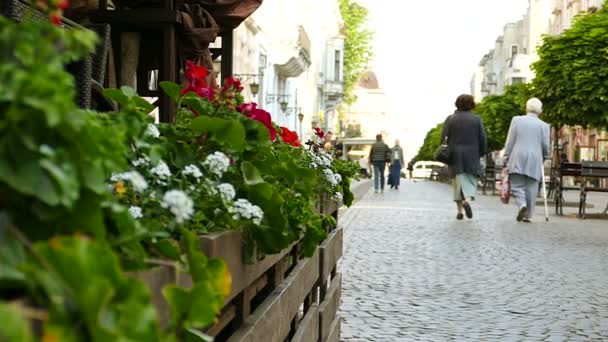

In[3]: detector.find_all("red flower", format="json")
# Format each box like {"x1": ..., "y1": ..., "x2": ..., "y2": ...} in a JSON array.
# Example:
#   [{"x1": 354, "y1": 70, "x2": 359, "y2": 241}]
[
  {"x1": 238, "y1": 102, "x2": 277, "y2": 140},
  {"x1": 50, "y1": 11, "x2": 61, "y2": 26},
  {"x1": 181, "y1": 84, "x2": 215, "y2": 101},
  {"x1": 181, "y1": 61, "x2": 215, "y2": 101},
  {"x1": 57, "y1": 0, "x2": 70, "y2": 10},
  {"x1": 314, "y1": 127, "x2": 325, "y2": 139},
  {"x1": 222, "y1": 77, "x2": 244, "y2": 93},
  {"x1": 280, "y1": 127, "x2": 300, "y2": 147},
  {"x1": 184, "y1": 60, "x2": 209, "y2": 86}
]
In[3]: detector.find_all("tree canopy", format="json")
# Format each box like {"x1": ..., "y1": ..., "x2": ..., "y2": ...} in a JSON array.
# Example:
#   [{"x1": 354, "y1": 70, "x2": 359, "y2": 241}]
[
  {"x1": 475, "y1": 83, "x2": 532, "y2": 151},
  {"x1": 532, "y1": 2, "x2": 608, "y2": 128},
  {"x1": 339, "y1": 0, "x2": 374, "y2": 105},
  {"x1": 414, "y1": 123, "x2": 443, "y2": 162}
]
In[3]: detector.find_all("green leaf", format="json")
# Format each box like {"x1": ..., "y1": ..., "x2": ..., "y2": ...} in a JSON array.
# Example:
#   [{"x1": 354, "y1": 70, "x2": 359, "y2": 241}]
[
  {"x1": 154, "y1": 239, "x2": 182, "y2": 261},
  {"x1": 0, "y1": 303, "x2": 34, "y2": 342},
  {"x1": 103, "y1": 88, "x2": 129, "y2": 106},
  {"x1": 160, "y1": 81, "x2": 183, "y2": 103},
  {"x1": 190, "y1": 115, "x2": 246, "y2": 152},
  {"x1": 120, "y1": 86, "x2": 137, "y2": 98},
  {"x1": 133, "y1": 96, "x2": 155, "y2": 113},
  {"x1": 241, "y1": 161, "x2": 264, "y2": 185}
]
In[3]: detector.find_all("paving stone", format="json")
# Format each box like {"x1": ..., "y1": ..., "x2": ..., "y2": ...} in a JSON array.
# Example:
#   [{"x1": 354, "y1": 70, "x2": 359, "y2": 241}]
[{"x1": 339, "y1": 180, "x2": 608, "y2": 341}]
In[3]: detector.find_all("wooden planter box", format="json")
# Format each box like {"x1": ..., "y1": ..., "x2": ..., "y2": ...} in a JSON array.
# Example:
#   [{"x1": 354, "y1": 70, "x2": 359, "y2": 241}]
[{"x1": 132, "y1": 199, "x2": 343, "y2": 341}]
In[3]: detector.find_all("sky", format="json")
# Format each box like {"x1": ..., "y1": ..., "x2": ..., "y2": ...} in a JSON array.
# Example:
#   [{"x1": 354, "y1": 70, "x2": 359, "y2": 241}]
[{"x1": 357, "y1": 0, "x2": 529, "y2": 160}]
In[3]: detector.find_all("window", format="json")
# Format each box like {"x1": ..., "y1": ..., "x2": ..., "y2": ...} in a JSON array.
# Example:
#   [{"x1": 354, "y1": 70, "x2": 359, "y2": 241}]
[
  {"x1": 334, "y1": 50, "x2": 341, "y2": 82},
  {"x1": 511, "y1": 77, "x2": 526, "y2": 85},
  {"x1": 511, "y1": 45, "x2": 519, "y2": 58},
  {"x1": 416, "y1": 165, "x2": 423, "y2": 169}
]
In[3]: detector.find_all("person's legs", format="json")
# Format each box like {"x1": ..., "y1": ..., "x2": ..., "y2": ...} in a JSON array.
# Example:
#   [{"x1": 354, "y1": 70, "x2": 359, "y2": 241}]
[
  {"x1": 373, "y1": 162, "x2": 381, "y2": 192},
  {"x1": 524, "y1": 176, "x2": 539, "y2": 221},
  {"x1": 394, "y1": 161, "x2": 401, "y2": 189},
  {"x1": 510, "y1": 173, "x2": 528, "y2": 221},
  {"x1": 379, "y1": 162, "x2": 386, "y2": 192},
  {"x1": 453, "y1": 177, "x2": 465, "y2": 219}
]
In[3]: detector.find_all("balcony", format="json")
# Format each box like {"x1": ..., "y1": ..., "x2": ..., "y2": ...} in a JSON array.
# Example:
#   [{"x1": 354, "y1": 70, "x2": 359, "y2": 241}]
[{"x1": 276, "y1": 26, "x2": 312, "y2": 78}]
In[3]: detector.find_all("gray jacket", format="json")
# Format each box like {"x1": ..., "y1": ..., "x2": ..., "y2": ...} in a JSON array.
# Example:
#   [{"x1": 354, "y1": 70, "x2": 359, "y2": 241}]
[{"x1": 504, "y1": 113, "x2": 550, "y2": 182}]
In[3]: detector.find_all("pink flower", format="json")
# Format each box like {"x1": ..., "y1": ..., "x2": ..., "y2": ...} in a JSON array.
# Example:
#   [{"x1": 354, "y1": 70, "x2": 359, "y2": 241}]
[
  {"x1": 238, "y1": 103, "x2": 277, "y2": 140},
  {"x1": 222, "y1": 77, "x2": 244, "y2": 93}
]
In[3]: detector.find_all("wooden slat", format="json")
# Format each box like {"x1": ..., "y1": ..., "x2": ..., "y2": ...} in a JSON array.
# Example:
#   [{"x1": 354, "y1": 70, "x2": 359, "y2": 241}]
[
  {"x1": 319, "y1": 228, "x2": 343, "y2": 288},
  {"x1": 226, "y1": 250, "x2": 320, "y2": 342},
  {"x1": 291, "y1": 305, "x2": 319, "y2": 342},
  {"x1": 318, "y1": 273, "x2": 341, "y2": 342},
  {"x1": 324, "y1": 315, "x2": 341, "y2": 342},
  {"x1": 194, "y1": 231, "x2": 295, "y2": 304},
  {"x1": 206, "y1": 304, "x2": 237, "y2": 337},
  {"x1": 130, "y1": 266, "x2": 176, "y2": 327}
]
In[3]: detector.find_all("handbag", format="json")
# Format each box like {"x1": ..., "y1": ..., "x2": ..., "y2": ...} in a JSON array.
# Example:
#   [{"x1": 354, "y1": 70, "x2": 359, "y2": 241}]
[
  {"x1": 434, "y1": 137, "x2": 450, "y2": 164},
  {"x1": 500, "y1": 168, "x2": 510, "y2": 204}
]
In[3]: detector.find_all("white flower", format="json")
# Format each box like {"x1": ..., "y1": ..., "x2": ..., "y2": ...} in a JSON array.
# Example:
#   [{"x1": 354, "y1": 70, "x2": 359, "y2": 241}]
[
  {"x1": 132, "y1": 156, "x2": 150, "y2": 167},
  {"x1": 218, "y1": 183, "x2": 236, "y2": 202},
  {"x1": 128, "y1": 206, "x2": 143, "y2": 219},
  {"x1": 161, "y1": 190, "x2": 194, "y2": 224},
  {"x1": 203, "y1": 152, "x2": 231, "y2": 178},
  {"x1": 229, "y1": 198, "x2": 264, "y2": 225},
  {"x1": 151, "y1": 160, "x2": 172, "y2": 181},
  {"x1": 183, "y1": 164, "x2": 203, "y2": 180},
  {"x1": 334, "y1": 173, "x2": 342, "y2": 184},
  {"x1": 323, "y1": 169, "x2": 339, "y2": 187},
  {"x1": 110, "y1": 171, "x2": 148, "y2": 192},
  {"x1": 145, "y1": 123, "x2": 160, "y2": 138},
  {"x1": 334, "y1": 192, "x2": 343, "y2": 202}
]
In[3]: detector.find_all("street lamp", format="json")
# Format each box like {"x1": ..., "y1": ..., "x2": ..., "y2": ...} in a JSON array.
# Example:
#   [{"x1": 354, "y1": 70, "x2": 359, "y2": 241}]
[
  {"x1": 280, "y1": 100, "x2": 289, "y2": 112},
  {"x1": 249, "y1": 82, "x2": 260, "y2": 96},
  {"x1": 298, "y1": 112, "x2": 304, "y2": 137}
]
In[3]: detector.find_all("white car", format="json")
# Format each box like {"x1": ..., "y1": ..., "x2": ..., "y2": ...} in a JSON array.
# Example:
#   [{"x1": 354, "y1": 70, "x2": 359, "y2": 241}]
[{"x1": 412, "y1": 161, "x2": 446, "y2": 179}]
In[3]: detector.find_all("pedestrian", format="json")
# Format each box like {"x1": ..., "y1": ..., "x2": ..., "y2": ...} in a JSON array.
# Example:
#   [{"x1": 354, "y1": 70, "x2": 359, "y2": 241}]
[
  {"x1": 407, "y1": 160, "x2": 414, "y2": 179},
  {"x1": 504, "y1": 98, "x2": 550, "y2": 223},
  {"x1": 369, "y1": 133, "x2": 390, "y2": 193},
  {"x1": 388, "y1": 139, "x2": 405, "y2": 189},
  {"x1": 441, "y1": 94, "x2": 488, "y2": 220}
]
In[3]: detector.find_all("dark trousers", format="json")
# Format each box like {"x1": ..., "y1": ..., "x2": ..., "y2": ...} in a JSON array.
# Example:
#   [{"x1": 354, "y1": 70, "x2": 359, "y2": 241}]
[{"x1": 373, "y1": 161, "x2": 386, "y2": 191}]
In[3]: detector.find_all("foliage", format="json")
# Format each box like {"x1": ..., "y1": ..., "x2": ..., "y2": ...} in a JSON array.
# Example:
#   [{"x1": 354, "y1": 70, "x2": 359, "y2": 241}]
[
  {"x1": 339, "y1": 0, "x2": 374, "y2": 104},
  {"x1": 414, "y1": 123, "x2": 444, "y2": 162},
  {"x1": 1, "y1": 2, "x2": 360, "y2": 340},
  {"x1": 475, "y1": 83, "x2": 532, "y2": 151},
  {"x1": 532, "y1": 3, "x2": 608, "y2": 127},
  {"x1": 0, "y1": 17, "x2": 226, "y2": 341}
]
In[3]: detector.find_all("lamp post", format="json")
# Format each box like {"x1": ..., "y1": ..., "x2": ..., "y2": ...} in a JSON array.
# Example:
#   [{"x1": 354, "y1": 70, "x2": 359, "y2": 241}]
[{"x1": 298, "y1": 112, "x2": 304, "y2": 137}]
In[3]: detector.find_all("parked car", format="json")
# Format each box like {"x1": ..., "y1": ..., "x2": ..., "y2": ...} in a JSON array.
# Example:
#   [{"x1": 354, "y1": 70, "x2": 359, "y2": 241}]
[{"x1": 412, "y1": 161, "x2": 446, "y2": 179}]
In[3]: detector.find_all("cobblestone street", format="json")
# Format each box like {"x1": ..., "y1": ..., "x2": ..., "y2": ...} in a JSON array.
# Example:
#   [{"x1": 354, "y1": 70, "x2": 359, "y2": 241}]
[{"x1": 339, "y1": 180, "x2": 608, "y2": 342}]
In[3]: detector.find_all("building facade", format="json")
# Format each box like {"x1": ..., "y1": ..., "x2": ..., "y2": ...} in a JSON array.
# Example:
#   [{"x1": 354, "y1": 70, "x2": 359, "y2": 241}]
[
  {"x1": 230, "y1": 0, "x2": 345, "y2": 140},
  {"x1": 471, "y1": 0, "x2": 608, "y2": 161}
]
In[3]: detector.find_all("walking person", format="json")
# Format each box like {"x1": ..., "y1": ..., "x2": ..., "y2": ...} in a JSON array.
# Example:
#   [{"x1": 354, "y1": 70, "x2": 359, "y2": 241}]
[
  {"x1": 369, "y1": 134, "x2": 390, "y2": 193},
  {"x1": 388, "y1": 140, "x2": 405, "y2": 189},
  {"x1": 504, "y1": 98, "x2": 550, "y2": 223},
  {"x1": 441, "y1": 94, "x2": 488, "y2": 220}
]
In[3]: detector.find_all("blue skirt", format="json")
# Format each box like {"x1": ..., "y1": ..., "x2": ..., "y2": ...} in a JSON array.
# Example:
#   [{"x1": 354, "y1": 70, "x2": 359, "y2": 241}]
[{"x1": 388, "y1": 161, "x2": 401, "y2": 187}]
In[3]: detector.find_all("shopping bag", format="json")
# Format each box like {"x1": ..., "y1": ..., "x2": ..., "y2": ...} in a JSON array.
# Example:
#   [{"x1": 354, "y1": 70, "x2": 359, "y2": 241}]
[{"x1": 500, "y1": 168, "x2": 510, "y2": 204}]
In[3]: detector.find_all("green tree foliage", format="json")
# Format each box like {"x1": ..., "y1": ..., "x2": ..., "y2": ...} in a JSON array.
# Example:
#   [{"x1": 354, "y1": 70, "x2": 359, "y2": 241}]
[
  {"x1": 414, "y1": 123, "x2": 444, "y2": 161},
  {"x1": 532, "y1": 3, "x2": 608, "y2": 127},
  {"x1": 475, "y1": 83, "x2": 532, "y2": 151},
  {"x1": 339, "y1": 0, "x2": 374, "y2": 104}
]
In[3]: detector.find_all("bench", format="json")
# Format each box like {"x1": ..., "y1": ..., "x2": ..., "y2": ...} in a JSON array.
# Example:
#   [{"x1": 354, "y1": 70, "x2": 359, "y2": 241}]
[
  {"x1": 579, "y1": 161, "x2": 608, "y2": 219},
  {"x1": 554, "y1": 162, "x2": 582, "y2": 215}
]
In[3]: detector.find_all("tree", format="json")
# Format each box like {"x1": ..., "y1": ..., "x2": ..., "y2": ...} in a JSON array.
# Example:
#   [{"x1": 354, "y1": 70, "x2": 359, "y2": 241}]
[
  {"x1": 475, "y1": 83, "x2": 532, "y2": 151},
  {"x1": 339, "y1": 0, "x2": 374, "y2": 105},
  {"x1": 532, "y1": 3, "x2": 608, "y2": 128},
  {"x1": 414, "y1": 123, "x2": 444, "y2": 161}
]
